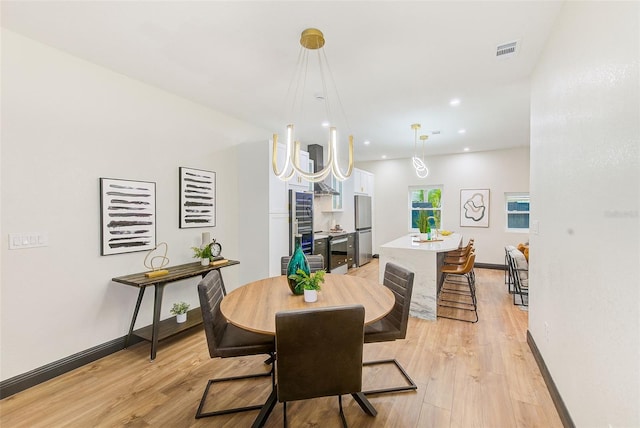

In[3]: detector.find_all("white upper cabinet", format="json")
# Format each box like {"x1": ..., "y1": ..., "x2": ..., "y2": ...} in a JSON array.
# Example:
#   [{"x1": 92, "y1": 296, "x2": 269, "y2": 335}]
[
  {"x1": 353, "y1": 168, "x2": 374, "y2": 196},
  {"x1": 287, "y1": 150, "x2": 310, "y2": 191},
  {"x1": 269, "y1": 142, "x2": 288, "y2": 214}
]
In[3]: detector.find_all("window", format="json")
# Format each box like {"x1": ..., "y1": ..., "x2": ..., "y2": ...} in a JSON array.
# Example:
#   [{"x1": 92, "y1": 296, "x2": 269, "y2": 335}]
[
  {"x1": 409, "y1": 186, "x2": 442, "y2": 230},
  {"x1": 505, "y1": 193, "x2": 529, "y2": 231}
]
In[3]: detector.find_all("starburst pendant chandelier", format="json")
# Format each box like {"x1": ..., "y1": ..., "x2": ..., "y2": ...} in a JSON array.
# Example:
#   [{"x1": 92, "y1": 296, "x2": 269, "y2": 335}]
[
  {"x1": 272, "y1": 28, "x2": 354, "y2": 183},
  {"x1": 411, "y1": 123, "x2": 429, "y2": 178}
]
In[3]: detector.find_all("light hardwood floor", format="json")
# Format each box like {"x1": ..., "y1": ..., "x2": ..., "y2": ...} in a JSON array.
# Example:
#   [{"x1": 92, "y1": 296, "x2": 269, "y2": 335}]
[{"x1": 0, "y1": 260, "x2": 562, "y2": 427}]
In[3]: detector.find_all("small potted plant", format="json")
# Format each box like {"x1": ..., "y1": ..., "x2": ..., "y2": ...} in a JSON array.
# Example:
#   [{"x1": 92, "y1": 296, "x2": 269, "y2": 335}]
[
  {"x1": 417, "y1": 211, "x2": 431, "y2": 241},
  {"x1": 170, "y1": 301, "x2": 190, "y2": 323},
  {"x1": 288, "y1": 269, "x2": 326, "y2": 303},
  {"x1": 192, "y1": 244, "x2": 212, "y2": 266}
]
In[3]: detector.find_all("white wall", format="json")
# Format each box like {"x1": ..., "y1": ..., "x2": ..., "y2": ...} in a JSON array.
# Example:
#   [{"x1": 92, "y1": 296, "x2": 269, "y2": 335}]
[
  {"x1": 0, "y1": 30, "x2": 267, "y2": 380},
  {"x1": 529, "y1": 2, "x2": 639, "y2": 427},
  {"x1": 359, "y1": 146, "x2": 530, "y2": 265}
]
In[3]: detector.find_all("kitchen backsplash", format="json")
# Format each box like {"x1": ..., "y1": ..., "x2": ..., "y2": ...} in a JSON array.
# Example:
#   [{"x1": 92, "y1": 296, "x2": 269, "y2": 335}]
[{"x1": 313, "y1": 197, "x2": 355, "y2": 232}]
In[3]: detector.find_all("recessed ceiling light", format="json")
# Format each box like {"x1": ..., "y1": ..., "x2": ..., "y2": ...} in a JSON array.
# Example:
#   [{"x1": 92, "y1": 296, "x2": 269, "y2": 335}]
[
  {"x1": 321, "y1": 121, "x2": 330, "y2": 127},
  {"x1": 363, "y1": 140, "x2": 371, "y2": 145},
  {"x1": 381, "y1": 155, "x2": 387, "y2": 159},
  {"x1": 458, "y1": 129, "x2": 466, "y2": 134},
  {"x1": 463, "y1": 147, "x2": 470, "y2": 152},
  {"x1": 450, "y1": 98, "x2": 461, "y2": 106}
]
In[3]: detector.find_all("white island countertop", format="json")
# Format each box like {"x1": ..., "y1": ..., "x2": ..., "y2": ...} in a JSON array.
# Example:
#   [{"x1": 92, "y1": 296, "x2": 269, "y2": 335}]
[
  {"x1": 380, "y1": 233, "x2": 462, "y2": 252},
  {"x1": 379, "y1": 233, "x2": 463, "y2": 321}
]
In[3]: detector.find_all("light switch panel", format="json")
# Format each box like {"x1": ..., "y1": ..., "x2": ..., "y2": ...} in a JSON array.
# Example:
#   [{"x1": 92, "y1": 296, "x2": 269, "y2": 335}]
[{"x1": 8, "y1": 233, "x2": 48, "y2": 249}]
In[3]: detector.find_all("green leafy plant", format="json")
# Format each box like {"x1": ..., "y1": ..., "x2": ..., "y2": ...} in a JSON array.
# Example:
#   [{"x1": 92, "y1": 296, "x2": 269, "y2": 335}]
[
  {"x1": 288, "y1": 269, "x2": 326, "y2": 291},
  {"x1": 170, "y1": 301, "x2": 190, "y2": 315},
  {"x1": 417, "y1": 211, "x2": 431, "y2": 233},
  {"x1": 191, "y1": 244, "x2": 212, "y2": 260}
]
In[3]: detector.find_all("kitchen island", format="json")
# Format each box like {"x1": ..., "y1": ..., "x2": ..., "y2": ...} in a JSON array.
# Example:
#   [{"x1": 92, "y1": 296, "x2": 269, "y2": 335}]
[{"x1": 379, "y1": 233, "x2": 463, "y2": 320}]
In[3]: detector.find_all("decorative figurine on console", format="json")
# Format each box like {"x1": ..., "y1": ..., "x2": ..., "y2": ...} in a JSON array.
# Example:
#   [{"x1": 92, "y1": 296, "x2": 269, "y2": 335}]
[{"x1": 143, "y1": 242, "x2": 170, "y2": 278}]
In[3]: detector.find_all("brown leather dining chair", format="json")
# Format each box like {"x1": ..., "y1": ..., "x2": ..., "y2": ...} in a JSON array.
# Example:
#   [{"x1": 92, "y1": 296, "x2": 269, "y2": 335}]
[
  {"x1": 195, "y1": 270, "x2": 276, "y2": 419},
  {"x1": 272, "y1": 305, "x2": 375, "y2": 427},
  {"x1": 362, "y1": 262, "x2": 417, "y2": 395},
  {"x1": 280, "y1": 254, "x2": 325, "y2": 275}
]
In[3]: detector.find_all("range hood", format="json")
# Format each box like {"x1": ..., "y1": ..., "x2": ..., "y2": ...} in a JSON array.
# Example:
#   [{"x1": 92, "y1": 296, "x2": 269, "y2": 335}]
[{"x1": 307, "y1": 144, "x2": 340, "y2": 196}]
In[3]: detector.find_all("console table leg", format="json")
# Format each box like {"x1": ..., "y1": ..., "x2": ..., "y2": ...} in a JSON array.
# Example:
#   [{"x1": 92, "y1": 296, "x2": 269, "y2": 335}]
[
  {"x1": 125, "y1": 287, "x2": 146, "y2": 348},
  {"x1": 150, "y1": 283, "x2": 166, "y2": 361}
]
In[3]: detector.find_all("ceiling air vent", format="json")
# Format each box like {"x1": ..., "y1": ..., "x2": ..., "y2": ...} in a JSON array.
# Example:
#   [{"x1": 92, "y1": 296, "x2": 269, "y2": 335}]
[{"x1": 496, "y1": 40, "x2": 518, "y2": 59}]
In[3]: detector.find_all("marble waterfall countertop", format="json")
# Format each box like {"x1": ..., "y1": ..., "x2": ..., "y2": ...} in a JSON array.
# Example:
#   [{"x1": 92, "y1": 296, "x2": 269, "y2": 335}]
[
  {"x1": 379, "y1": 233, "x2": 463, "y2": 320},
  {"x1": 380, "y1": 233, "x2": 463, "y2": 252}
]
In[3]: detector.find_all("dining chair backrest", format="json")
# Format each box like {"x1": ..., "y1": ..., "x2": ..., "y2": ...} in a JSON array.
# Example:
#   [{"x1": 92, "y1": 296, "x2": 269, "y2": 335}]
[
  {"x1": 195, "y1": 270, "x2": 275, "y2": 420},
  {"x1": 197, "y1": 270, "x2": 229, "y2": 358},
  {"x1": 198, "y1": 270, "x2": 275, "y2": 360},
  {"x1": 381, "y1": 262, "x2": 415, "y2": 340},
  {"x1": 460, "y1": 252, "x2": 476, "y2": 275},
  {"x1": 361, "y1": 263, "x2": 418, "y2": 395},
  {"x1": 442, "y1": 251, "x2": 476, "y2": 274},
  {"x1": 280, "y1": 255, "x2": 325, "y2": 275},
  {"x1": 275, "y1": 305, "x2": 365, "y2": 403}
]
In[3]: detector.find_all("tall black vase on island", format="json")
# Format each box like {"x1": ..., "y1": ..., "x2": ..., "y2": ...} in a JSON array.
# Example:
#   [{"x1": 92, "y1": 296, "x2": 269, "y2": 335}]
[{"x1": 287, "y1": 234, "x2": 310, "y2": 295}]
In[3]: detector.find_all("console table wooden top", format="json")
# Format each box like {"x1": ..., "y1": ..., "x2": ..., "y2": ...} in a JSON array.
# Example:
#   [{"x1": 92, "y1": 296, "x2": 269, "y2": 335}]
[{"x1": 112, "y1": 260, "x2": 240, "y2": 287}]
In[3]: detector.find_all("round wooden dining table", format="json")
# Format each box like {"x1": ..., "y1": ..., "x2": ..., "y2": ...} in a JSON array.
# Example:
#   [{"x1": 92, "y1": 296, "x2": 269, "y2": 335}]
[{"x1": 220, "y1": 274, "x2": 395, "y2": 335}]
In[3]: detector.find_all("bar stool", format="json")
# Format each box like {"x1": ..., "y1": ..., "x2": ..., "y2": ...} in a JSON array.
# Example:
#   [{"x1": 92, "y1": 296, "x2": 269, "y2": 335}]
[
  {"x1": 445, "y1": 239, "x2": 474, "y2": 259},
  {"x1": 443, "y1": 242, "x2": 474, "y2": 265},
  {"x1": 439, "y1": 240, "x2": 474, "y2": 292},
  {"x1": 438, "y1": 252, "x2": 478, "y2": 323}
]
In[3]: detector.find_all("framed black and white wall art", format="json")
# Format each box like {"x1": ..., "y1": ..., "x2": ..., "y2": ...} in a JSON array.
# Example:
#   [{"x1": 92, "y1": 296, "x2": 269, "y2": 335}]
[
  {"x1": 100, "y1": 178, "x2": 156, "y2": 255},
  {"x1": 179, "y1": 167, "x2": 216, "y2": 228},
  {"x1": 460, "y1": 188, "x2": 490, "y2": 228}
]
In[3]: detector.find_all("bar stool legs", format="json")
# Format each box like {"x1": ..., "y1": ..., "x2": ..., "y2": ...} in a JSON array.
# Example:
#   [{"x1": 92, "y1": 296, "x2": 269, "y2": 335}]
[{"x1": 437, "y1": 253, "x2": 478, "y2": 323}]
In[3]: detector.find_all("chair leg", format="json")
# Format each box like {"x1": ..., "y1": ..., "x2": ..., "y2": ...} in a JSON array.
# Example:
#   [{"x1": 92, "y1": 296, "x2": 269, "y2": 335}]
[
  {"x1": 195, "y1": 371, "x2": 273, "y2": 418},
  {"x1": 437, "y1": 272, "x2": 478, "y2": 323},
  {"x1": 251, "y1": 388, "x2": 278, "y2": 428},
  {"x1": 351, "y1": 392, "x2": 377, "y2": 416},
  {"x1": 362, "y1": 359, "x2": 417, "y2": 395},
  {"x1": 338, "y1": 395, "x2": 348, "y2": 428},
  {"x1": 283, "y1": 401, "x2": 287, "y2": 428}
]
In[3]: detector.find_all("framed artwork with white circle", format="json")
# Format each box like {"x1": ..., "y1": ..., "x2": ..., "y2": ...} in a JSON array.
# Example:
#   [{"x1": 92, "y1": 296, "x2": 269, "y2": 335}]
[{"x1": 460, "y1": 188, "x2": 490, "y2": 228}]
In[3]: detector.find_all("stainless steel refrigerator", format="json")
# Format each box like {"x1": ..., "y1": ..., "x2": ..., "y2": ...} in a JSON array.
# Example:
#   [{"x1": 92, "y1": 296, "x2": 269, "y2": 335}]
[{"x1": 355, "y1": 195, "x2": 372, "y2": 266}]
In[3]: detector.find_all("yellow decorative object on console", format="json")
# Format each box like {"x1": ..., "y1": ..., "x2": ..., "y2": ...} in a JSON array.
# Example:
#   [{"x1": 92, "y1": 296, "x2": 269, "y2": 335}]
[{"x1": 145, "y1": 269, "x2": 169, "y2": 278}]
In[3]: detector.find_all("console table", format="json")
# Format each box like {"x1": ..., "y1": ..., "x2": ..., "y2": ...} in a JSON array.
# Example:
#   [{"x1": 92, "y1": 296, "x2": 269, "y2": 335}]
[{"x1": 112, "y1": 260, "x2": 239, "y2": 360}]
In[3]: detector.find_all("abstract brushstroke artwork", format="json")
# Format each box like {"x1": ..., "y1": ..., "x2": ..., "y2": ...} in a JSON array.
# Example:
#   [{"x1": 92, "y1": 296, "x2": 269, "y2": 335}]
[
  {"x1": 460, "y1": 189, "x2": 490, "y2": 228},
  {"x1": 179, "y1": 167, "x2": 216, "y2": 228},
  {"x1": 100, "y1": 178, "x2": 156, "y2": 255}
]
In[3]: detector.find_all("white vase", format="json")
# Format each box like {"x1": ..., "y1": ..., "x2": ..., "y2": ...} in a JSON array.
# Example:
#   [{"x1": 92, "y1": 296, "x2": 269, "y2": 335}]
[
  {"x1": 420, "y1": 233, "x2": 429, "y2": 241},
  {"x1": 176, "y1": 313, "x2": 187, "y2": 323},
  {"x1": 200, "y1": 258, "x2": 209, "y2": 266},
  {"x1": 304, "y1": 289, "x2": 318, "y2": 303}
]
